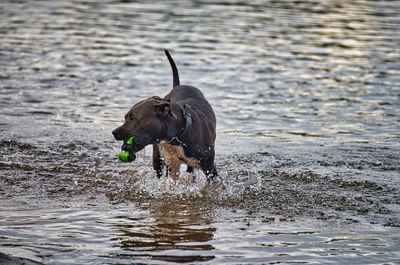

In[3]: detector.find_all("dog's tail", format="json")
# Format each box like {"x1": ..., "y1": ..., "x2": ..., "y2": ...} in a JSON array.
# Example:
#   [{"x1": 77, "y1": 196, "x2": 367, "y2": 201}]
[{"x1": 164, "y1": 49, "x2": 180, "y2": 88}]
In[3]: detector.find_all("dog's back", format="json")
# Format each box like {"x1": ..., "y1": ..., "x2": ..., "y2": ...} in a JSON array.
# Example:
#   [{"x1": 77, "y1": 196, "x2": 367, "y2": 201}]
[{"x1": 165, "y1": 85, "x2": 216, "y2": 125}]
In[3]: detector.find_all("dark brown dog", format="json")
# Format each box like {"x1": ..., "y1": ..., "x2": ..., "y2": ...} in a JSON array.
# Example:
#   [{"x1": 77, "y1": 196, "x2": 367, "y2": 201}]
[{"x1": 112, "y1": 50, "x2": 218, "y2": 180}]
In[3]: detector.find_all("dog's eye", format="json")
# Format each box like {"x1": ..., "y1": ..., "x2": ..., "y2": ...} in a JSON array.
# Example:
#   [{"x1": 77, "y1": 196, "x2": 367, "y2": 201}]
[
  {"x1": 125, "y1": 113, "x2": 134, "y2": 121},
  {"x1": 129, "y1": 115, "x2": 137, "y2": 122}
]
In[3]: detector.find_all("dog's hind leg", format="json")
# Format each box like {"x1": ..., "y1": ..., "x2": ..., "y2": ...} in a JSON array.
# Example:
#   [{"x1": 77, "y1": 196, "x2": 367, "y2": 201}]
[
  {"x1": 200, "y1": 160, "x2": 218, "y2": 181},
  {"x1": 207, "y1": 165, "x2": 218, "y2": 180}
]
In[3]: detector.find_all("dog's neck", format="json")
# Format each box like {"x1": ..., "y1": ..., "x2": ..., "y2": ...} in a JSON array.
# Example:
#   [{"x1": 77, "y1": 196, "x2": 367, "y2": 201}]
[{"x1": 163, "y1": 103, "x2": 192, "y2": 144}]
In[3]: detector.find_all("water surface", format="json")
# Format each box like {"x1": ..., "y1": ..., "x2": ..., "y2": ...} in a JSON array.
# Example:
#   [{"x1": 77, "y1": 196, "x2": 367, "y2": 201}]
[{"x1": 0, "y1": 0, "x2": 399, "y2": 264}]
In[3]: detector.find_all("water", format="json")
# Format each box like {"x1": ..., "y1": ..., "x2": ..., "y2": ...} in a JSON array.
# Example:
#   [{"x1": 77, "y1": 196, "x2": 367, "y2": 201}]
[{"x1": 1, "y1": 0, "x2": 399, "y2": 264}]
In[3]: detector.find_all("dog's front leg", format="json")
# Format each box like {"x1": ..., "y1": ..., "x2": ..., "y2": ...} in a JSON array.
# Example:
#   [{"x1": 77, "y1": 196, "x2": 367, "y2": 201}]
[{"x1": 152, "y1": 144, "x2": 164, "y2": 178}]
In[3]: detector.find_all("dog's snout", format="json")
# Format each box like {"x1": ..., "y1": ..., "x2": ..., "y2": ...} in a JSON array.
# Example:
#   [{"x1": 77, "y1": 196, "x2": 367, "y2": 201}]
[
  {"x1": 113, "y1": 126, "x2": 132, "y2": 141},
  {"x1": 112, "y1": 128, "x2": 123, "y2": 141}
]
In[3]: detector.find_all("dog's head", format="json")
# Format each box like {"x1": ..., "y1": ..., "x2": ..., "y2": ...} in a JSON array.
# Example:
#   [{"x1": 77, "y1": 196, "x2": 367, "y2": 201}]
[{"x1": 112, "y1": 96, "x2": 178, "y2": 152}]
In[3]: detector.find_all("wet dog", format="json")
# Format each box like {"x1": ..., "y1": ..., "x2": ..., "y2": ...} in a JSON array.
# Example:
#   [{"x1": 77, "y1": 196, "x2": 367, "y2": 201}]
[{"x1": 112, "y1": 50, "x2": 218, "y2": 180}]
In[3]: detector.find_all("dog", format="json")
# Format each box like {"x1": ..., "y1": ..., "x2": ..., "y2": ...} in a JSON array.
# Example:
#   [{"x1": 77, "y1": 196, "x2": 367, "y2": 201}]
[{"x1": 112, "y1": 50, "x2": 218, "y2": 180}]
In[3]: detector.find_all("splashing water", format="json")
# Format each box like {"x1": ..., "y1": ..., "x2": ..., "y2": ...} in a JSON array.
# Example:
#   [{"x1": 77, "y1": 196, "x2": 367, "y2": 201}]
[{"x1": 115, "y1": 153, "x2": 263, "y2": 201}]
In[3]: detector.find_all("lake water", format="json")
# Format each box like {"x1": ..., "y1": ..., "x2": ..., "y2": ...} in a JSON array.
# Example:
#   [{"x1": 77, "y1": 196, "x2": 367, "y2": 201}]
[{"x1": 0, "y1": 0, "x2": 399, "y2": 264}]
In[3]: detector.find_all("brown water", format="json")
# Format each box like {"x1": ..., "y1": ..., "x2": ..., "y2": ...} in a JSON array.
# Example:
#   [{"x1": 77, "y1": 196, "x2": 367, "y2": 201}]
[{"x1": 1, "y1": 0, "x2": 400, "y2": 264}]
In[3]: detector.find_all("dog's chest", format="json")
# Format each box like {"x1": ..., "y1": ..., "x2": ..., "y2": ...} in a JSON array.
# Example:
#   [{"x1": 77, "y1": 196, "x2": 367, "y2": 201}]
[{"x1": 159, "y1": 142, "x2": 201, "y2": 170}]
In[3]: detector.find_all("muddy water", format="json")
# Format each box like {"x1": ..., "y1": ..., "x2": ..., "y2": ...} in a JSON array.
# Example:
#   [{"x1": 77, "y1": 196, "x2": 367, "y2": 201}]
[{"x1": 1, "y1": 0, "x2": 400, "y2": 264}]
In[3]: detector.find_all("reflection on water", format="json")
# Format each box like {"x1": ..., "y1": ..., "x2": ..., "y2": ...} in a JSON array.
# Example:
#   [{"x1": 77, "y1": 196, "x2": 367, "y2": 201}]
[
  {"x1": 113, "y1": 203, "x2": 216, "y2": 263},
  {"x1": 1, "y1": 0, "x2": 400, "y2": 264},
  {"x1": 1, "y1": 201, "x2": 399, "y2": 264}
]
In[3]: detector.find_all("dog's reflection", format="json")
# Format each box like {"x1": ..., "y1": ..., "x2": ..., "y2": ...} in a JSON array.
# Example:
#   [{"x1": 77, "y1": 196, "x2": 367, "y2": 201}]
[{"x1": 112, "y1": 202, "x2": 216, "y2": 263}]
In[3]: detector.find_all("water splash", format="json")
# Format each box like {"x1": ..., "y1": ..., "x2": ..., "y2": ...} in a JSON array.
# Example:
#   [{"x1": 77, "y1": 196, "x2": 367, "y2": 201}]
[{"x1": 118, "y1": 157, "x2": 263, "y2": 202}]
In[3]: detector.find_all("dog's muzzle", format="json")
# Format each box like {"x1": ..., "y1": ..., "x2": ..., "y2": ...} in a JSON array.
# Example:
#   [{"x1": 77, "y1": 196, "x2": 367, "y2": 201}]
[{"x1": 121, "y1": 135, "x2": 145, "y2": 157}]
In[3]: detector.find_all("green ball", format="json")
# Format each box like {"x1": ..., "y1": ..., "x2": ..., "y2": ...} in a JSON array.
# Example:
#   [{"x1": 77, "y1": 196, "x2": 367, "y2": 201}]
[
  {"x1": 118, "y1": 136, "x2": 137, "y2": 162},
  {"x1": 118, "y1": 151, "x2": 130, "y2": 162},
  {"x1": 124, "y1": 136, "x2": 134, "y2": 145}
]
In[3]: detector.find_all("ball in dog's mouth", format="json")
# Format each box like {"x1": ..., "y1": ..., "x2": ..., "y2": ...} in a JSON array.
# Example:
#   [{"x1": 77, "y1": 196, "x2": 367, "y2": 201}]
[{"x1": 118, "y1": 137, "x2": 140, "y2": 162}]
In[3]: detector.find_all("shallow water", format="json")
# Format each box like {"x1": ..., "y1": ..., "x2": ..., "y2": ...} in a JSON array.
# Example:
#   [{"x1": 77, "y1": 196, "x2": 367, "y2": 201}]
[{"x1": 1, "y1": 0, "x2": 400, "y2": 264}]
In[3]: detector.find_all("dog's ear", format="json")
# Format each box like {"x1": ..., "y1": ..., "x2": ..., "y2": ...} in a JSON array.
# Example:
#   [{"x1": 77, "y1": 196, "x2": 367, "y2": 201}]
[
  {"x1": 154, "y1": 102, "x2": 177, "y2": 119},
  {"x1": 151, "y1": 96, "x2": 167, "y2": 101}
]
